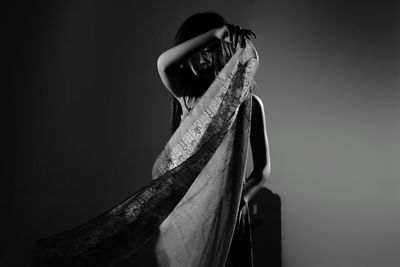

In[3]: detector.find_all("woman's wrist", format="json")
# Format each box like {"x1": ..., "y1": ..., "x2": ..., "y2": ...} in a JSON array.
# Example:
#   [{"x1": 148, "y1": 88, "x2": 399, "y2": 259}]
[
  {"x1": 214, "y1": 25, "x2": 228, "y2": 40},
  {"x1": 242, "y1": 168, "x2": 268, "y2": 204}
]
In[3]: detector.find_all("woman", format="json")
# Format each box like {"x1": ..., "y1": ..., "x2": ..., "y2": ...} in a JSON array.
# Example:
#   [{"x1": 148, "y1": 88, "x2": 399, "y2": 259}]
[
  {"x1": 156, "y1": 12, "x2": 270, "y2": 267},
  {"x1": 35, "y1": 12, "x2": 270, "y2": 267}
]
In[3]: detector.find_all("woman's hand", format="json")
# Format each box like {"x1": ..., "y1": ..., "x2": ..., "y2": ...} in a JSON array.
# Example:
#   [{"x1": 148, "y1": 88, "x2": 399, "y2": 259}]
[
  {"x1": 215, "y1": 24, "x2": 256, "y2": 48},
  {"x1": 242, "y1": 169, "x2": 268, "y2": 203}
]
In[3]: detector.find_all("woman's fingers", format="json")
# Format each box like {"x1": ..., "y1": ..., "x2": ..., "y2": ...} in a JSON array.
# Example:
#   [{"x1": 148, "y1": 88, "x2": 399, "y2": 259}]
[
  {"x1": 240, "y1": 33, "x2": 248, "y2": 48},
  {"x1": 224, "y1": 24, "x2": 256, "y2": 46},
  {"x1": 237, "y1": 25, "x2": 243, "y2": 47},
  {"x1": 240, "y1": 35, "x2": 245, "y2": 48},
  {"x1": 232, "y1": 26, "x2": 237, "y2": 47},
  {"x1": 233, "y1": 25, "x2": 239, "y2": 47},
  {"x1": 241, "y1": 29, "x2": 256, "y2": 39},
  {"x1": 226, "y1": 24, "x2": 235, "y2": 44}
]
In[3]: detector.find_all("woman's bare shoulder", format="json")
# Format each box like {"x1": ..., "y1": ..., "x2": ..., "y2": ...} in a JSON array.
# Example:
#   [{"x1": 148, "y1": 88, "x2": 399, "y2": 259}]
[
  {"x1": 250, "y1": 94, "x2": 267, "y2": 132},
  {"x1": 252, "y1": 94, "x2": 265, "y2": 113}
]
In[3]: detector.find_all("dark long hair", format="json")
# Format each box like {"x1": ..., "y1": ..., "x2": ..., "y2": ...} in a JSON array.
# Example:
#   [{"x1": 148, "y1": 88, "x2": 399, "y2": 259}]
[{"x1": 170, "y1": 12, "x2": 235, "y2": 134}]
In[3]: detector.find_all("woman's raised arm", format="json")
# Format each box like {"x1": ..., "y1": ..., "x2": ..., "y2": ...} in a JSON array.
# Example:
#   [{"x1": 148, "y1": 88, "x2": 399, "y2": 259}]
[
  {"x1": 157, "y1": 25, "x2": 255, "y2": 98},
  {"x1": 157, "y1": 29, "x2": 219, "y2": 98}
]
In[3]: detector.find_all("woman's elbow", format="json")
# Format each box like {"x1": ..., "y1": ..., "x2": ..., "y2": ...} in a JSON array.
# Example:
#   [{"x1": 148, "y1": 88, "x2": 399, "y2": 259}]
[
  {"x1": 253, "y1": 162, "x2": 270, "y2": 185},
  {"x1": 157, "y1": 54, "x2": 167, "y2": 73},
  {"x1": 257, "y1": 165, "x2": 269, "y2": 187},
  {"x1": 264, "y1": 163, "x2": 271, "y2": 179}
]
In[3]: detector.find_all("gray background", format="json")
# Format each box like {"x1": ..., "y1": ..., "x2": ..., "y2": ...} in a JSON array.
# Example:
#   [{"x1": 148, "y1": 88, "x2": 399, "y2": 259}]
[{"x1": 4, "y1": 0, "x2": 399, "y2": 266}]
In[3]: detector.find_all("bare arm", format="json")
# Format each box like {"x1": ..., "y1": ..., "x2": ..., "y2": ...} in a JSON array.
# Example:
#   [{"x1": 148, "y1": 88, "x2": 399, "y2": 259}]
[
  {"x1": 242, "y1": 94, "x2": 271, "y2": 203},
  {"x1": 157, "y1": 25, "x2": 255, "y2": 98},
  {"x1": 157, "y1": 29, "x2": 219, "y2": 98}
]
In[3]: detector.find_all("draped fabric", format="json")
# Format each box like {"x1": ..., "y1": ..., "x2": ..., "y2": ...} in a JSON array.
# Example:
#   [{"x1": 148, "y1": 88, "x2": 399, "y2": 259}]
[{"x1": 35, "y1": 41, "x2": 259, "y2": 267}]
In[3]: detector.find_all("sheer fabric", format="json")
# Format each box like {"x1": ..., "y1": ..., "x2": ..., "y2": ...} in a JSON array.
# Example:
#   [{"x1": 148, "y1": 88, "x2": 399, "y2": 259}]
[{"x1": 35, "y1": 41, "x2": 259, "y2": 267}]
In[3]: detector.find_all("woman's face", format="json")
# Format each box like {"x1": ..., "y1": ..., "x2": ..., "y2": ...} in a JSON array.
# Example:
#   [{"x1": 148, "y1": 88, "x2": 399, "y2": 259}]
[{"x1": 189, "y1": 46, "x2": 213, "y2": 77}]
